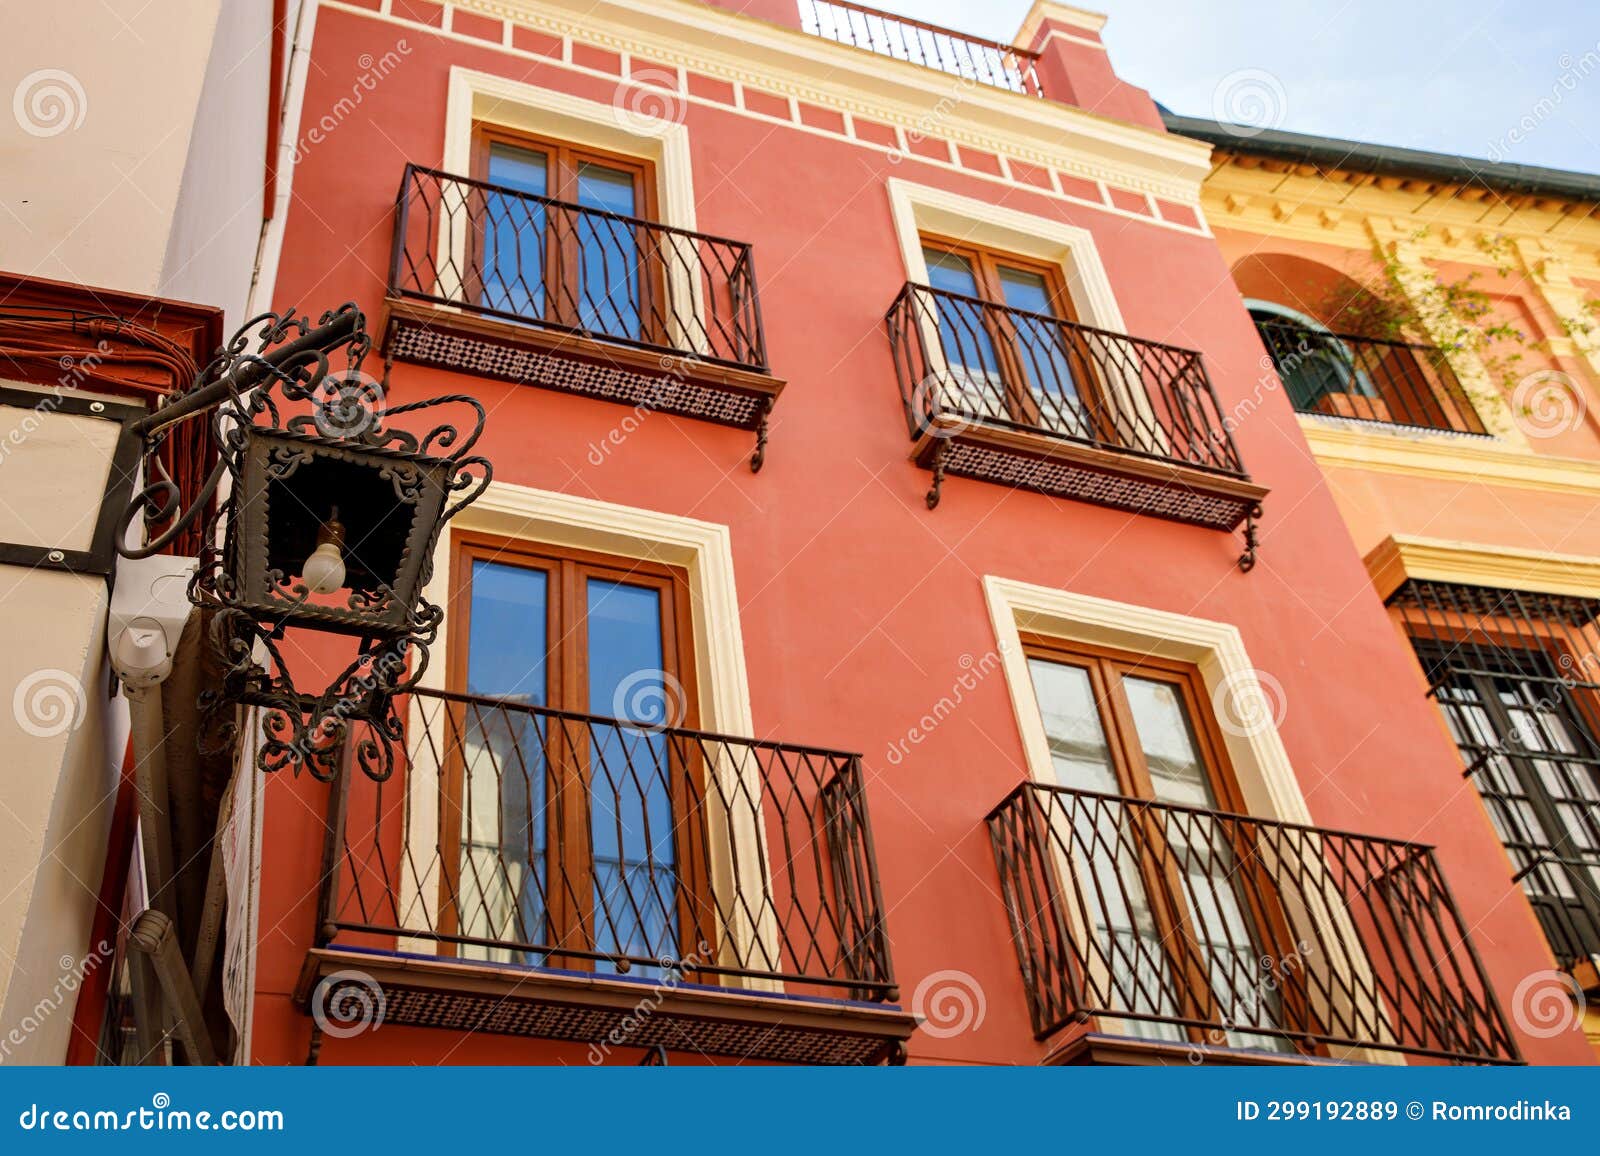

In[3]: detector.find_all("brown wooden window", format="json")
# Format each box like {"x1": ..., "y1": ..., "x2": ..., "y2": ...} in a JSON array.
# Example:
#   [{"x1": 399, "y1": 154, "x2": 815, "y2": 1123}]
[
  {"x1": 1021, "y1": 638, "x2": 1310, "y2": 1054},
  {"x1": 470, "y1": 126, "x2": 660, "y2": 344},
  {"x1": 440, "y1": 532, "x2": 706, "y2": 975},
  {"x1": 918, "y1": 236, "x2": 1108, "y2": 439}
]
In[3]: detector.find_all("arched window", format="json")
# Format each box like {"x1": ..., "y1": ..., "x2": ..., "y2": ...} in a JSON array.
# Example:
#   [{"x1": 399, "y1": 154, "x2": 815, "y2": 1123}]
[{"x1": 1245, "y1": 299, "x2": 1375, "y2": 412}]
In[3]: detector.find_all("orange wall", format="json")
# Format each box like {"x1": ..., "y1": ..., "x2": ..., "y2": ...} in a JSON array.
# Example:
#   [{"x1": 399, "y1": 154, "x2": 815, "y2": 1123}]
[{"x1": 252, "y1": 5, "x2": 1589, "y2": 1065}]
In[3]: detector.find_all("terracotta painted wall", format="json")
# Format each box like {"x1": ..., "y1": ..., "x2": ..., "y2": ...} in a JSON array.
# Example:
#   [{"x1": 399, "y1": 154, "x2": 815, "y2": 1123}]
[{"x1": 251, "y1": 3, "x2": 1588, "y2": 1065}]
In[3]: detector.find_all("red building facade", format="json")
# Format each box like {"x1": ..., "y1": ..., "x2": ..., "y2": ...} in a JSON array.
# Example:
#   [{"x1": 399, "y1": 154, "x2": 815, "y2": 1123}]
[{"x1": 249, "y1": 0, "x2": 1589, "y2": 1066}]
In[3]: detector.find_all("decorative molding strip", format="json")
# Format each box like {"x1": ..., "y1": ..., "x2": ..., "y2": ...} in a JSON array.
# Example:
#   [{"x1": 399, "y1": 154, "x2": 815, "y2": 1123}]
[
  {"x1": 319, "y1": 0, "x2": 1210, "y2": 211},
  {"x1": 1301, "y1": 419, "x2": 1600, "y2": 498}
]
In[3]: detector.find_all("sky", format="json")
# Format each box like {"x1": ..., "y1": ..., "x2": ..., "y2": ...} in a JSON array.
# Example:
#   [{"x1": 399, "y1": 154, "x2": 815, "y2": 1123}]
[{"x1": 864, "y1": 0, "x2": 1600, "y2": 173}]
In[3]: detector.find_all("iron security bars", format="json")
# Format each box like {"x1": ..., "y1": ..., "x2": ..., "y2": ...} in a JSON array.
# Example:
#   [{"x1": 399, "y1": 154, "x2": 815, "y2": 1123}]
[
  {"x1": 321, "y1": 687, "x2": 895, "y2": 1000},
  {"x1": 1389, "y1": 578, "x2": 1600, "y2": 971},
  {"x1": 799, "y1": 0, "x2": 1044, "y2": 97},
  {"x1": 1254, "y1": 319, "x2": 1486, "y2": 435},
  {"x1": 988, "y1": 783, "x2": 1519, "y2": 1063},
  {"x1": 888, "y1": 282, "x2": 1249, "y2": 478},
  {"x1": 389, "y1": 165, "x2": 769, "y2": 372}
]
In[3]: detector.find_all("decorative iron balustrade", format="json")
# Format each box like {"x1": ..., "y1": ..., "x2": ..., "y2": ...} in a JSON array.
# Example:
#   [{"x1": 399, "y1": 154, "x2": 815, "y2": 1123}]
[
  {"x1": 887, "y1": 282, "x2": 1263, "y2": 532},
  {"x1": 799, "y1": 0, "x2": 1044, "y2": 97},
  {"x1": 1388, "y1": 578, "x2": 1600, "y2": 974},
  {"x1": 1253, "y1": 319, "x2": 1487, "y2": 435},
  {"x1": 320, "y1": 686, "x2": 896, "y2": 1002},
  {"x1": 389, "y1": 165, "x2": 769, "y2": 373},
  {"x1": 987, "y1": 783, "x2": 1520, "y2": 1064}
]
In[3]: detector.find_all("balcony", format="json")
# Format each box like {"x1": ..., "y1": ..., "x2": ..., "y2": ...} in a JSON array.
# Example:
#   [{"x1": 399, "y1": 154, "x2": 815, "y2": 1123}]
[
  {"x1": 1254, "y1": 319, "x2": 1487, "y2": 435},
  {"x1": 299, "y1": 687, "x2": 915, "y2": 1064},
  {"x1": 383, "y1": 165, "x2": 783, "y2": 468},
  {"x1": 798, "y1": 1, "x2": 1044, "y2": 97},
  {"x1": 987, "y1": 784, "x2": 1520, "y2": 1065},
  {"x1": 888, "y1": 283, "x2": 1268, "y2": 532}
]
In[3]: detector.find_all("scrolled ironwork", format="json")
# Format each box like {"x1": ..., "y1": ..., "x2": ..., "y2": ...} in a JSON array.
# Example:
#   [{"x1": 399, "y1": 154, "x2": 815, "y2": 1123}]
[{"x1": 116, "y1": 304, "x2": 492, "y2": 782}]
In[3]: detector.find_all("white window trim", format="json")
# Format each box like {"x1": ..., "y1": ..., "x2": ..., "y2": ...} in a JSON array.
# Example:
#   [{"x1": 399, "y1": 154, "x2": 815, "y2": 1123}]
[
  {"x1": 436, "y1": 67, "x2": 711, "y2": 355},
  {"x1": 887, "y1": 177, "x2": 1125, "y2": 333},
  {"x1": 982, "y1": 574, "x2": 1398, "y2": 1063},
  {"x1": 399, "y1": 482, "x2": 777, "y2": 985},
  {"x1": 444, "y1": 66, "x2": 697, "y2": 232}
]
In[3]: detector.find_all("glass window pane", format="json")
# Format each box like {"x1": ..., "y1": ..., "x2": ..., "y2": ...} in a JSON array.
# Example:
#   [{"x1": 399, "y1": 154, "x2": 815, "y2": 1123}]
[
  {"x1": 586, "y1": 578, "x2": 677, "y2": 974},
  {"x1": 462, "y1": 560, "x2": 549, "y2": 965},
  {"x1": 481, "y1": 144, "x2": 548, "y2": 318},
  {"x1": 922, "y1": 249, "x2": 1004, "y2": 417},
  {"x1": 996, "y1": 265, "x2": 1086, "y2": 433},
  {"x1": 1026, "y1": 658, "x2": 1117, "y2": 793},
  {"x1": 1123, "y1": 676, "x2": 1217, "y2": 808},
  {"x1": 575, "y1": 162, "x2": 642, "y2": 340}
]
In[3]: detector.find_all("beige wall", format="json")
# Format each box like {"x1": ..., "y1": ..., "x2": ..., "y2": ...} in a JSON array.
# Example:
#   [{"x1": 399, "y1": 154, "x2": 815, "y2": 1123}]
[{"x1": 1, "y1": 0, "x2": 270, "y2": 326}]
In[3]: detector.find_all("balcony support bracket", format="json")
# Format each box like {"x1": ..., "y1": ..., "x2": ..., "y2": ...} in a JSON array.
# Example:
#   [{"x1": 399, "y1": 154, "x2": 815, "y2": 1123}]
[
  {"x1": 1238, "y1": 504, "x2": 1264, "y2": 572},
  {"x1": 751, "y1": 401, "x2": 771, "y2": 473},
  {"x1": 925, "y1": 438, "x2": 947, "y2": 510}
]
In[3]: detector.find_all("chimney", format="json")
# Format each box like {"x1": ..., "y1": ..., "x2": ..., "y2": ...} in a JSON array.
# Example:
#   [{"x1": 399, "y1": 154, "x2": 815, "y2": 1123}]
[{"x1": 1016, "y1": 2, "x2": 1163, "y2": 130}]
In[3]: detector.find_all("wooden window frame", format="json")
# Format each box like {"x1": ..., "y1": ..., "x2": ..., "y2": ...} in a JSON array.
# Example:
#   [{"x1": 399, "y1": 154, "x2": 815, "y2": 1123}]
[
  {"x1": 438, "y1": 531, "x2": 710, "y2": 974},
  {"x1": 470, "y1": 125, "x2": 664, "y2": 344},
  {"x1": 920, "y1": 234, "x2": 1122, "y2": 440},
  {"x1": 1020, "y1": 635, "x2": 1320, "y2": 1055}
]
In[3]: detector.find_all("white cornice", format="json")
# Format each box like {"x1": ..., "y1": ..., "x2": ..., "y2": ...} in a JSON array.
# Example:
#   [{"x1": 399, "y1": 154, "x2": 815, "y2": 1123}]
[
  {"x1": 440, "y1": 0, "x2": 1212, "y2": 201},
  {"x1": 1301, "y1": 420, "x2": 1600, "y2": 498}
]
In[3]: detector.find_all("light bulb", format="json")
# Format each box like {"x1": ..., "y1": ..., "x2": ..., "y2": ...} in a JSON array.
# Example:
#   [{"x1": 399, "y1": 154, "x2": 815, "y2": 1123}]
[
  {"x1": 302, "y1": 541, "x2": 346, "y2": 594},
  {"x1": 301, "y1": 513, "x2": 347, "y2": 595}
]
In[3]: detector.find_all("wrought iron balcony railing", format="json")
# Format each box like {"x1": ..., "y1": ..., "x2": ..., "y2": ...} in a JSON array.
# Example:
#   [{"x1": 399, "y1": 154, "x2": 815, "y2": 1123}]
[
  {"x1": 799, "y1": 0, "x2": 1044, "y2": 97},
  {"x1": 888, "y1": 282, "x2": 1266, "y2": 532},
  {"x1": 310, "y1": 687, "x2": 911, "y2": 1062},
  {"x1": 391, "y1": 165, "x2": 767, "y2": 370},
  {"x1": 384, "y1": 165, "x2": 781, "y2": 466},
  {"x1": 987, "y1": 783, "x2": 1520, "y2": 1064},
  {"x1": 1254, "y1": 319, "x2": 1487, "y2": 435}
]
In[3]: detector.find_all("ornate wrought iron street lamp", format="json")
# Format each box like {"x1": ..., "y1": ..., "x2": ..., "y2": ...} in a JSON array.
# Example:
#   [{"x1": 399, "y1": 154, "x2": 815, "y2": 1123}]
[{"x1": 117, "y1": 303, "x2": 490, "y2": 781}]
